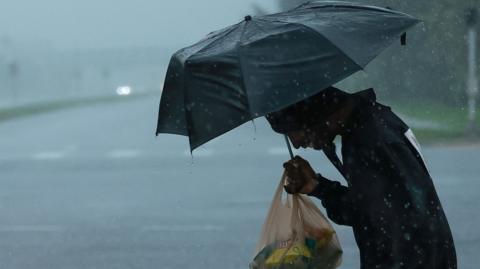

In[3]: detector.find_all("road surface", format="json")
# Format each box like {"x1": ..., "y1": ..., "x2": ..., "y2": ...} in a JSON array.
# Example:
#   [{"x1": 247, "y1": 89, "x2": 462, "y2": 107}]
[{"x1": 0, "y1": 95, "x2": 477, "y2": 268}]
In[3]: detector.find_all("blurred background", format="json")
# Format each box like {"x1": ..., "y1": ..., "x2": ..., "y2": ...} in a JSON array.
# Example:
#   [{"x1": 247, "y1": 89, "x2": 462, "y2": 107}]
[{"x1": 0, "y1": 0, "x2": 478, "y2": 268}]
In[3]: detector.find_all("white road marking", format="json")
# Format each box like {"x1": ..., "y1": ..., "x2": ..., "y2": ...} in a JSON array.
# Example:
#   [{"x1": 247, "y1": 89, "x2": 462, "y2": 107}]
[
  {"x1": 107, "y1": 149, "x2": 142, "y2": 159},
  {"x1": 27, "y1": 146, "x2": 302, "y2": 160},
  {"x1": 185, "y1": 148, "x2": 215, "y2": 157},
  {"x1": 268, "y1": 147, "x2": 291, "y2": 156},
  {"x1": 0, "y1": 225, "x2": 65, "y2": 232},
  {"x1": 141, "y1": 224, "x2": 224, "y2": 232},
  {"x1": 31, "y1": 151, "x2": 65, "y2": 160}
]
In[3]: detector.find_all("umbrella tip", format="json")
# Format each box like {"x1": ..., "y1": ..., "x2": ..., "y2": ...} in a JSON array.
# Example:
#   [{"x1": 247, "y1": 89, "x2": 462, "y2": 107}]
[{"x1": 244, "y1": 15, "x2": 252, "y2": 21}]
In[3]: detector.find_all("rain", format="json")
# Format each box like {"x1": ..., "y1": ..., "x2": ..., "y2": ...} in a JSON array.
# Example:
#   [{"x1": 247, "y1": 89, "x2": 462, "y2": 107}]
[{"x1": 0, "y1": 0, "x2": 478, "y2": 268}]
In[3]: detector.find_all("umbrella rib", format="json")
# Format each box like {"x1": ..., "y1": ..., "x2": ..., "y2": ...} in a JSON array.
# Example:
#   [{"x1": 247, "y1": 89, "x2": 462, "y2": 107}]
[
  {"x1": 189, "y1": 22, "x2": 242, "y2": 57},
  {"x1": 182, "y1": 24, "x2": 243, "y2": 149},
  {"x1": 250, "y1": 19, "x2": 270, "y2": 36},
  {"x1": 262, "y1": 3, "x2": 400, "y2": 23},
  {"x1": 236, "y1": 20, "x2": 255, "y2": 120},
  {"x1": 298, "y1": 23, "x2": 365, "y2": 70},
  {"x1": 177, "y1": 23, "x2": 239, "y2": 63},
  {"x1": 298, "y1": 3, "x2": 398, "y2": 14},
  {"x1": 256, "y1": 17, "x2": 365, "y2": 70}
]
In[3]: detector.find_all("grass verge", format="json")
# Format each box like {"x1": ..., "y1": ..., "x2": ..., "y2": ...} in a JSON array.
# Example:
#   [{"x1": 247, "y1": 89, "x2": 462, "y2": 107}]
[
  {"x1": 390, "y1": 101, "x2": 479, "y2": 145},
  {"x1": 0, "y1": 92, "x2": 155, "y2": 123},
  {"x1": 1, "y1": 94, "x2": 477, "y2": 145}
]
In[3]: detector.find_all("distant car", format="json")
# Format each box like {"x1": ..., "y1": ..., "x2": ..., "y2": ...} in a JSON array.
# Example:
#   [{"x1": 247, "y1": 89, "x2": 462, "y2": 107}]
[{"x1": 116, "y1": 85, "x2": 132, "y2": 96}]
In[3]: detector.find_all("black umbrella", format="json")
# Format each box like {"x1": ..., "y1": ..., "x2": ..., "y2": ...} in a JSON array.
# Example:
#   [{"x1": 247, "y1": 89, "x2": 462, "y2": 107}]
[{"x1": 156, "y1": 1, "x2": 420, "y2": 151}]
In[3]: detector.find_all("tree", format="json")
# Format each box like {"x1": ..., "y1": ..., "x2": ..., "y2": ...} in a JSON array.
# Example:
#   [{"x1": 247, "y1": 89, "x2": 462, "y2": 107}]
[{"x1": 274, "y1": 0, "x2": 479, "y2": 105}]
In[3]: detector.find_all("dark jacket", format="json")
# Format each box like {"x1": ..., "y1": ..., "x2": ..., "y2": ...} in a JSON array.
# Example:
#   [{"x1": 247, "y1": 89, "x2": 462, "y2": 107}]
[{"x1": 309, "y1": 89, "x2": 457, "y2": 269}]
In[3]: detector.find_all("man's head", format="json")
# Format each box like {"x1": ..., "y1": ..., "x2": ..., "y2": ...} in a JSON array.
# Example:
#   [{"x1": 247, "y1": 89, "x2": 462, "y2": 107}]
[{"x1": 266, "y1": 87, "x2": 353, "y2": 150}]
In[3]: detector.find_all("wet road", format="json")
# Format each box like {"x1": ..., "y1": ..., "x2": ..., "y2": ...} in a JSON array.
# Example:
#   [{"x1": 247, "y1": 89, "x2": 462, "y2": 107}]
[{"x1": 0, "y1": 95, "x2": 478, "y2": 269}]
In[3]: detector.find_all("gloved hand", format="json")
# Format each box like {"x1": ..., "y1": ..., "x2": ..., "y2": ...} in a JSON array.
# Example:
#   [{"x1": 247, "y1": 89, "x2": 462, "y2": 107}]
[{"x1": 283, "y1": 155, "x2": 319, "y2": 194}]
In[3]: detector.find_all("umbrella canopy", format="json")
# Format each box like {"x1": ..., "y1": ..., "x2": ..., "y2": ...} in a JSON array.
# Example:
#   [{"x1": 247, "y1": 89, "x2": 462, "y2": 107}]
[{"x1": 156, "y1": 1, "x2": 420, "y2": 150}]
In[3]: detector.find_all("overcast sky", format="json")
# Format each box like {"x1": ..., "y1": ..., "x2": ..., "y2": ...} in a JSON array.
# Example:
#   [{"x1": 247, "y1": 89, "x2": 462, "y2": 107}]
[{"x1": 0, "y1": 0, "x2": 278, "y2": 50}]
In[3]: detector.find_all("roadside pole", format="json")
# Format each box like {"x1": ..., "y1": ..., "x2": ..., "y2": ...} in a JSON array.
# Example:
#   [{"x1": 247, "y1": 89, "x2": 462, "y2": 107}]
[
  {"x1": 8, "y1": 61, "x2": 19, "y2": 105},
  {"x1": 466, "y1": 8, "x2": 478, "y2": 136}
]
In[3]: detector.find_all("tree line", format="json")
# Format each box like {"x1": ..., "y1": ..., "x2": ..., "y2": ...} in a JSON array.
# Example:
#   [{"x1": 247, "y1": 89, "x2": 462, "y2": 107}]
[{"x1": 276, "y1": 0, "x2": 479, "y2": 105}]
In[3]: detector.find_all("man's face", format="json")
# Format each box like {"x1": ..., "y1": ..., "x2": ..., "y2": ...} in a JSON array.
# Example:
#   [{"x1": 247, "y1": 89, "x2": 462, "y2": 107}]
[{"x1": 287, "y1": 123, "x2": 336, "y2": 150}]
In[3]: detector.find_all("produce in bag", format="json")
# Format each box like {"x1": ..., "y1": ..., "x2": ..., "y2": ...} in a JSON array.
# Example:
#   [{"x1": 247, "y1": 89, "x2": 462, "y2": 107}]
[{"x1": 250, "y1": 173, "x2": 342, "y2": 269}]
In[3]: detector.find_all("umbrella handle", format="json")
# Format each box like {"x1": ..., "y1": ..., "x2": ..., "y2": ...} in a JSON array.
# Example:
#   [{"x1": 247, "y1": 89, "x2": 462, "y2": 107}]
[{"x1": 284, "y1": 135, "x2": 294, "y2": 159}]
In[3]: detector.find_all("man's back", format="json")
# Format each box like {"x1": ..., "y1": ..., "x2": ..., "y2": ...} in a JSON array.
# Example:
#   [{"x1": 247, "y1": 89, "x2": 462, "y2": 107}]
[{"x1": 339, "y1": 94, "x2": 457, "y2": 269}]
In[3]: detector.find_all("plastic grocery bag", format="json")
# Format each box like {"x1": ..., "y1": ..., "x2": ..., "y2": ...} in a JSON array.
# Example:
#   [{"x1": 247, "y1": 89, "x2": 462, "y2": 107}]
[{"x1": 250, "y1": 173, "x2": 342, "y2": 269}]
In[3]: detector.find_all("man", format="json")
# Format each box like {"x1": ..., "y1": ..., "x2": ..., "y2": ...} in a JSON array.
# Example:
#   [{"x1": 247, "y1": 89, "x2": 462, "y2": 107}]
[{"x1": 266, "y1": 87, "x2": 457, "y2": 269}]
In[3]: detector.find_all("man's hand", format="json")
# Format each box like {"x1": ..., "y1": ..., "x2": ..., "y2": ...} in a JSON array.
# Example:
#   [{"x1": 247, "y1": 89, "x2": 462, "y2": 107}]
[{"x1": 283, "y1": 156, "x2": 318, "y2": 194}]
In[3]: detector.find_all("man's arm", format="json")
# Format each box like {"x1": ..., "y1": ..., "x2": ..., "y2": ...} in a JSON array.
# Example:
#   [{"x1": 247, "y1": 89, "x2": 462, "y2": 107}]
[
  {"x1": 283, "y1": 156, "x2": 357, "y2": 226},
  {"x1": 308, "y1": 175, "x2": 356, "y2": 227}
]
